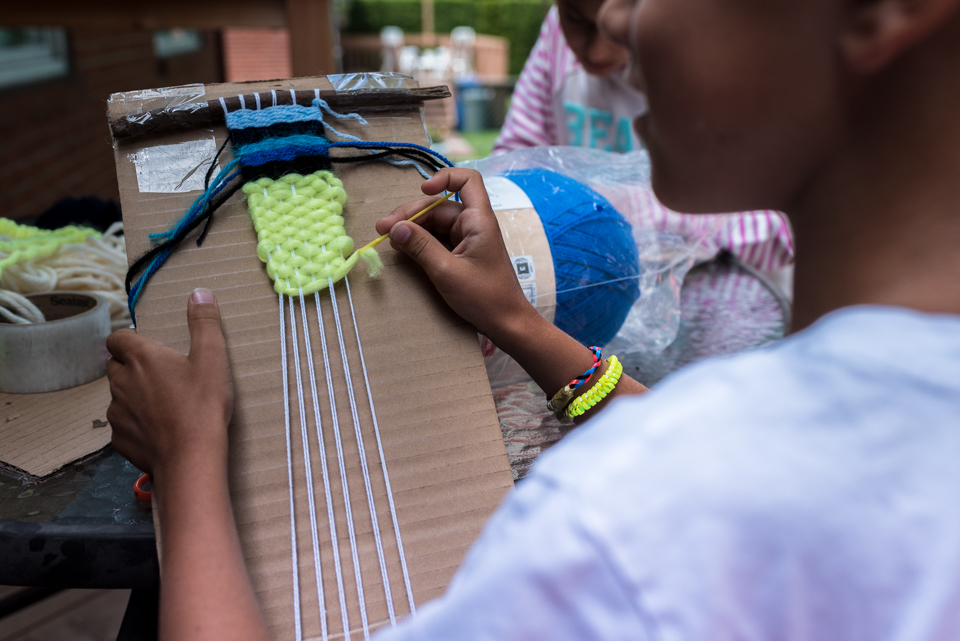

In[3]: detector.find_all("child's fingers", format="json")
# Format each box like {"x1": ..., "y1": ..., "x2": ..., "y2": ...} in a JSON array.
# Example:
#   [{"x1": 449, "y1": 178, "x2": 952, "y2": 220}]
[
  {"x1": 109, "y1": 424, "x2": 151, "y2": 476},
  {"x1": 186, "y1": 288, "x2": 227, "y2": 368},
  {"x1": 376, "y1": 197, "x2": 435, "y2": 234},
  {"x1": 105, "y1": 328, "x2": 139, "y2": 364},
  {"x1": 106, "y1": 354, "x2": 124, "y2": 383},
  {"x1": 376, "y1": 196, "x2": 464, "y2": 236},
  {"x1": 388, "y1": 220, "x2": 459, "y2": 286},
  {"x1": 412, "y1": 201, "x2": 468, "y2": 235},
  {"x1": 377, "y1": 168, "x2": 493, "y2": 241},
  {"x1": 447, "y1": 206, "x2": 504, "y2": 252},
  {"x1": 420, "y1": 168, "x2": 491, "y2": 213}
]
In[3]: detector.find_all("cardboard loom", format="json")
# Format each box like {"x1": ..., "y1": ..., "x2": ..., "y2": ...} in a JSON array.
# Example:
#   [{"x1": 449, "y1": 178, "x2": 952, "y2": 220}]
[{"x1": 109, "y1": 77, "x2": 514, "y2": 639}]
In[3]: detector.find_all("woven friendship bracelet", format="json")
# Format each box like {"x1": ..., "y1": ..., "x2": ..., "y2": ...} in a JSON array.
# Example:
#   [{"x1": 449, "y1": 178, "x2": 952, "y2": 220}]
[
  {"x1": 546, "y1": 346, "x2": 602, "y2": 413},
  {"x1": 564, "y1": 356, "x2": 623, "y2": 420}
]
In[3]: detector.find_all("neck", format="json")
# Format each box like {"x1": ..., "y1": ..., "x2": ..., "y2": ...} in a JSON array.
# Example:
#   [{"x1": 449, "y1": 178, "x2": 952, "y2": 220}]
[{"x1": 788, "y1": 27, "x2": 960, "y2": 332}]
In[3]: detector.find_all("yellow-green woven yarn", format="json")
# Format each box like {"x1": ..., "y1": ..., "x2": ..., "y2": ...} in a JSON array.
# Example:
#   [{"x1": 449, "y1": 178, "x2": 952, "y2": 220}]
[
  {"x1": 0, "y1": 218, "x2": 100, "y2": 280},
  {"x1": 242, "y1": 170, "x2": 382, "y2": 296}
]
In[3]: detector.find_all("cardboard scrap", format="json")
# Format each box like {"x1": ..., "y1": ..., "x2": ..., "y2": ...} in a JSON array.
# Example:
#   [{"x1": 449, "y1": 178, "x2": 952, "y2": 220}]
[
  {"x1": 109, "y1": 77, "x2": 514, "y2": 640},
  {"x1": 0, "y1": 376, "x2": 112, "y2": 479}
]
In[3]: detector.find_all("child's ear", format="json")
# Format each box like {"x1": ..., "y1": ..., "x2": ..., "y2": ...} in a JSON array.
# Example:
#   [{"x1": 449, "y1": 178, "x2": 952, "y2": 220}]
[{"x1": 841, "y1": 0, "x2": 960, "y2": 72}]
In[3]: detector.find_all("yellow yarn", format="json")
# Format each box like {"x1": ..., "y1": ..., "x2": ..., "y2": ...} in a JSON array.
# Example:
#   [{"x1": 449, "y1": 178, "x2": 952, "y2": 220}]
[
  {"x1": 0, "y1": 219, "x2": 100, "y2": 280},
  {"x1": 241, "y1": 170, "x2": 382, "y2": 296},
  {"x1": 565, "y1": 356, "x2": 623, "y2": 419}
]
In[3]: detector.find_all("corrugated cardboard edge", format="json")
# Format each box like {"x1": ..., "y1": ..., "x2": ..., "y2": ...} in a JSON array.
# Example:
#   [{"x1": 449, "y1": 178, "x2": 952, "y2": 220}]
[
  {"x1": 0, "y1": 376, "x2": 112, "y2": 479},
  {"x1": 109, "y1": 77, "x2": 514, "y2": 640}
]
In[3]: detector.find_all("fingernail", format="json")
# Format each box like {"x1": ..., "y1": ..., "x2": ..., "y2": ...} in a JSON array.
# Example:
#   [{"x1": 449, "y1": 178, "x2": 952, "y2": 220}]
[
  {"x1": 191, "y1": 288, "x2": 215, "y2": 304},
  {"x1": 391, "y1": 222, "x2": 411, "y2": 245}
]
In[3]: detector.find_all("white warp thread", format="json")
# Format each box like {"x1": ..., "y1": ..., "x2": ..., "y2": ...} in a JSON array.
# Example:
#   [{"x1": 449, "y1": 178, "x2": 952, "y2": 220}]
[
  {"x1": 327, "y1": 278, "x2": 397, "y2": 625},
  {"x1": 279, "y1": 293, "x2": 304, "y2": 641},
  {"x1": 302, "y1": 288, "x2": 352, "y2": 640},
  {"x1": 345, "y1": 276, "x2": 417, "y2": 615},
  {"x1": 290, "y1": 294, "x2": 328, "y2": 640},
  {"x1": 314, "y1": 286, "x2": 371, "y2": 640}
]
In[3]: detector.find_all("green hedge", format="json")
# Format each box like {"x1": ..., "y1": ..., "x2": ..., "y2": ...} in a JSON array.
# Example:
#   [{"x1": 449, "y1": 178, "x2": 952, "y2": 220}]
[{"x1": 344, "y1": 0, "x2": 551, "y2": 76}]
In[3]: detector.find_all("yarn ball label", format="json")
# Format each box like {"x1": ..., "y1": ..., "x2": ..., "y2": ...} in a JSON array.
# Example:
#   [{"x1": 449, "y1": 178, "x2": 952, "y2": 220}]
[
  {"x1": 512, "y1": 255, "x2": 540, "y2": 304},
  {"x1": 493, "y1": 210, "x2": 556, "y2": 325},
  {"x1": 511, "y1": 255, "x2": 536, "y2": 282},
  {"x1": 520, "y1": 282, "x2": 537, "y2": 306},
  {"x1": 484, "y1": 177, "x2": 534, "y2": 211}
]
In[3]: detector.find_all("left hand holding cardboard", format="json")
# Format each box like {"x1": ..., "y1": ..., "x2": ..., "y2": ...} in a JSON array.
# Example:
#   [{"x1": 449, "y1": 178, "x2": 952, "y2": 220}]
[{"x1": 107, "y1": 287, "x2": 234, "y2": 482}]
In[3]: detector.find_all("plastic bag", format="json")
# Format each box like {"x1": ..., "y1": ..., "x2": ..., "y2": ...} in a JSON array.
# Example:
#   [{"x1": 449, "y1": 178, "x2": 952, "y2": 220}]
[{"x1": 462, "y1": 146, "x2": 722, "y2": 387}]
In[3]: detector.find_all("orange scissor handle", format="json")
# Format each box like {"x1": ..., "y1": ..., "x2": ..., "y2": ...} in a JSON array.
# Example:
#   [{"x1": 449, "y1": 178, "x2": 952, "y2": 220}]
[{"x1": 133, "y1": 473, "x2": 152, "y2": 503}]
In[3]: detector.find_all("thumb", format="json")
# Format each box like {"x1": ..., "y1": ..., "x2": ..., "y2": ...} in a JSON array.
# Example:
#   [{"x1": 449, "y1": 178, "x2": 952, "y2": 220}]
[
  {"x1": 187, "y1": 288, "x2": 227, "y2": 364},
  {"x1": 390, "y1": 221, "x2": 454, "y2": 281}
]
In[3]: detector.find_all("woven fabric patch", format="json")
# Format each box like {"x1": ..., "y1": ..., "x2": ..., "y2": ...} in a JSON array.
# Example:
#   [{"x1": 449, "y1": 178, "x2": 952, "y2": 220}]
[{"x1": 243, "y1": 170, "x2": 366, "y2": 295}]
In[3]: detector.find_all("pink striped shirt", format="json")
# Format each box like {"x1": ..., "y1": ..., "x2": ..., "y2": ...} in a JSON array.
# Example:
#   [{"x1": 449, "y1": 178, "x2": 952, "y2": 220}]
[
  {"x1": 493, "y1": 7, "x2": 794, "y2": 275},
  {"x1": 619, "y1": 186, "x2": 796, "y2": 277},
  {"x1": 493, "y1": 7, "x2": 644, "y2": 153}
]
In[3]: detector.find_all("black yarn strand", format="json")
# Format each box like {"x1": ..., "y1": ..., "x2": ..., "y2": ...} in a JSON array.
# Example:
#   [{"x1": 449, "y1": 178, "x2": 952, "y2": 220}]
[
  {"x1": 124, "y1": 179, "x2": 243, "y2": 296},
  {"x1": 205, "y1": 134, "x2": 232, "y2": 189},
  {"x1": 195, "y1": 134, "x2": 234, "y2": 247},
  {"x1": 329, "y1": 148, "x2": 447, "y2": 172}
]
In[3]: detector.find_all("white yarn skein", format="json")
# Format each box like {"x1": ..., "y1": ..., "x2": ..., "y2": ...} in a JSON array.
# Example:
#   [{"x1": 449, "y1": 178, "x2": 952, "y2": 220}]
[
  {"x1": 0, "y1": 222, "x2": 131, "y2": 329},
  {"x1": 0, "y1": 289, "x2": 45, "y2": 324}
]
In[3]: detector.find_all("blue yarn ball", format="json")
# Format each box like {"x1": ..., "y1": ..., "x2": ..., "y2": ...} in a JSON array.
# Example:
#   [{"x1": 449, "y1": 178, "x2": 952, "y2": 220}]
[{"x1": 503, "y1": 169, "x2": 641, "y2": 347}]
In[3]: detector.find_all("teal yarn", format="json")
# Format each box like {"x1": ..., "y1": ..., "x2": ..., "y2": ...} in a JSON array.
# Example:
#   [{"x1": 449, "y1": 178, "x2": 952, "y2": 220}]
[{"x1": 502, "y1": 169, "x2": 640, "y2": 347}]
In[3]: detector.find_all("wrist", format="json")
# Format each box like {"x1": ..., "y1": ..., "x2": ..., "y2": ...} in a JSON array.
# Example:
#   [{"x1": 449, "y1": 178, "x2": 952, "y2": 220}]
[
  {"x1": 483, "y1": 301, "x2": 548, "y2": 355},
  {"x1": 151, "y1": 419, "x2": 230, "y2": 493},
  {"x1": 152, "y1": 453, "x2": 227, "y2": 492}
]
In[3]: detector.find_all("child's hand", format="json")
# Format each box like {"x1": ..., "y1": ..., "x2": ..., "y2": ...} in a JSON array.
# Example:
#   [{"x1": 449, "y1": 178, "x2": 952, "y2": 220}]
[
  {"x1": 109, "y1": 291, "x2": 270, "y2": 641},
  {"x1": 380, "y1": 168, "x2": 649, "y2": 405},
  {"x1": 376, "y1": 168, "x2": 538, "y2": 343},
  {"x1": 106, "y1": 288, "x2": 234, "y2": 484}
]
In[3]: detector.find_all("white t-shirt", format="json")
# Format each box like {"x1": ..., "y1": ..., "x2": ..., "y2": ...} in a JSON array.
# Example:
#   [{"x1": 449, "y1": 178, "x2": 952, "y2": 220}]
[{"x1": 376, "y1": 306, "x2": 960, "y2": 640}]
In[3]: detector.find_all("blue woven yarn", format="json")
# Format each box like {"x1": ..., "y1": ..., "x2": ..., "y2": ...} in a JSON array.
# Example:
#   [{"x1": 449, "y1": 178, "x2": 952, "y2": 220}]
[
  {"x1": 502, "y1": 169, "x2": 640, "y2": 347},
  {"x1": 225, "y1": 102, "x2": 328, "y2": 129},
  {"x1": 235, "y1": 138, "x2": 455, "y2": 173}
]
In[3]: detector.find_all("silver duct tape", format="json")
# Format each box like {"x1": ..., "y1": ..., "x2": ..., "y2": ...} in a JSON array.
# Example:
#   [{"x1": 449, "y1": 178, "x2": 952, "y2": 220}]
[
  {"x1": 0, "y1": 292, "x2": 111, "y2": 393},
  {"x1": 128, "y1": 137, "x2": 220, "y2": 193}
]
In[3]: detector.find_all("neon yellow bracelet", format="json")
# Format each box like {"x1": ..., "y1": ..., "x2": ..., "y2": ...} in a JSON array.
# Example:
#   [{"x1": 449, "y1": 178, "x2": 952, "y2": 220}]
[
  {"x1": 564, "y1": 356, "x2": 623, "y2": 420},
  {"x1": 546, "y1": 346, "x2": 603, "y2": 413}
]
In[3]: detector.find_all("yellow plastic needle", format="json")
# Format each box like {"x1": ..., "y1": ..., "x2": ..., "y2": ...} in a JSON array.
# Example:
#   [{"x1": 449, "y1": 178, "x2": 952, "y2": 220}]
[{"x1": 357, "y1": 191, "x2": 457, "y2": 253}]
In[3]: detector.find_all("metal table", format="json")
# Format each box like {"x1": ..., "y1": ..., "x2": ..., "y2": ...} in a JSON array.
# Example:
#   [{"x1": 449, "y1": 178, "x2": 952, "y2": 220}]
[
  {"x1": 0, "y1": 450, "x2": 157, "y2": 589},
  {"x1": 0, "y1": 252, "x2": 789, "y2": 589}
]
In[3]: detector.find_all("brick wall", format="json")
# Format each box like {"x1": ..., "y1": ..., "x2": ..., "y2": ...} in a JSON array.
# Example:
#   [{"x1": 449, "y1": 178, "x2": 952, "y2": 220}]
[
  {"x1": 223, "y1": 28, "x2": 291, "y2": 82},
  {"x1": 0, "y1": 29, "x2": 223, "y2": 221}
]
